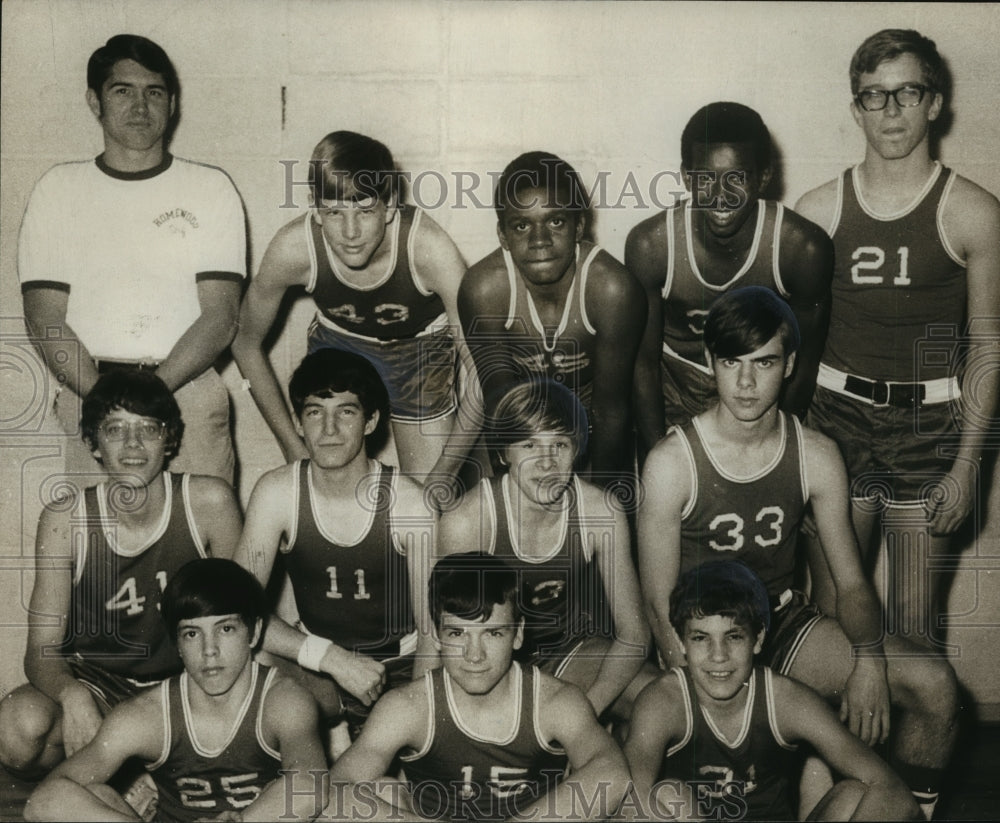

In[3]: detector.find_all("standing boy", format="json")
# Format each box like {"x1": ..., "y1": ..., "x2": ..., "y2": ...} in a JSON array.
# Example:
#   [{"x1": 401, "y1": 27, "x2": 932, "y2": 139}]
[
  {"x1": 459, "y1": 151, "x2": 646, "y2": 484},
  {"x1": 232, "y1": 131, "x2": 478, "y2": 485},
  {"x1": 234, "y1": 349, "x2": 436, "y2": 737},
  {"x1": 795, "y1": 30, "x2": 1000, "y2": 645},
  {"x1": 625, "y1": 560, "x2": 919, "y2": 821},
  {"x1": 638, "y1": 287, "x2": 959, "y2": 819},
  {"x1": 0, "y1": 371, "x2": 242, "y2": 779},
  {"x1": 18, "y1": 34, "x2": 246, "y2": 482},
  {"x1": 627, "y1": 102, "x2": 833, "y2": 454},
  {"x1": 25, "y1": 558, "x2": 326, "y2": 822},
  {"x1": 438, "y1": 378, "x2": 650, "y2": 719},
  {"x1": 328, "y1": 552, "x2": 629, "y2": 822}
]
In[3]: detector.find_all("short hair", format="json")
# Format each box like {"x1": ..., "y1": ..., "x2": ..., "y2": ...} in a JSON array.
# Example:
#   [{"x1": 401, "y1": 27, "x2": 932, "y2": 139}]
[
  {"x1": 87, "y1": 34, "x2": 180, "y2": 99},
  {"x1": 309, "y1": 131, "x2": 400, "y2": 204},
  {"x1": 430, "y1": 552, "x2": 521, "y2": 628},
  {"x1": 680, "y1": 102, "x2": 772, "y2": 174},
  {"x1": 669, "y1": 560, "x2": 771, "y2": 638},
  {"x1": 487, "y1": 379, "x2": 589, "y2": 461},
  {"x1": 81, "y1": 370, "x2": 184, "y2": 458},
  {"x1": 849, "y1": 29, "x2": 946, "y2": 97},
  {"x1": 288, "y1": 348, "x2": 391, "y2": 454},
  {"x1": 494, "y1": 151, "x2": 587, "y2": 222},
  {"x1": 704, "y1": 285, "x2": 800, "y2": 359},
  {"x1": 161, "y1": 558, "x2": 269, "y2": 641}
]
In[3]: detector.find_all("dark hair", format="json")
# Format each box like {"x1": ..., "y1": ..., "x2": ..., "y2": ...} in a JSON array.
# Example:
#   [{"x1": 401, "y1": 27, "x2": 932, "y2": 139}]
[
  {"x1": 494, "y1": 151, "x2": 587, "y2": 222},
  {"x1": 704, "y1": 285, "x2": 800, "y2": 359},
  {"x1": 680, "y1": 102, "x2": 772, "y2": 173},
  {"x1": 87, "y1": 35, "x2": 180, "y2": 139},
  {"x1": 81, "y1": 370, "x2": 184, "y2": 458},
  {"x1": 850, "y1": 29, "x2": 946, "y2": 97},
  {"x1": 669, "y1": 560, "x2": 771, "y2": 638},
  {"x1": 161, "y1": 558, "x2": 269, "y2": 641},
  {"x1": 309, "y1": 131, "x2": 400, "y2": 204},
  {"x1": 288, "y1": 348, "x2": 391, "y2": 454},
  {"x1": 487, "y1": 378, "x2": 589, "y2": 463},
  {"x1": 430, "y1": 552, "x2": 521, "y2": 628}
]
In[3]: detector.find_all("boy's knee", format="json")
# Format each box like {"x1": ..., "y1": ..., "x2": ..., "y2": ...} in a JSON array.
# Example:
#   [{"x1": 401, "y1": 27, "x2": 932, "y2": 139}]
[
  {"x1": 0, "y1": 688, "x2": 61, "y2": 772},
  {"x1": 896, "y1": 655, "x2": 960, "y2": 721}
]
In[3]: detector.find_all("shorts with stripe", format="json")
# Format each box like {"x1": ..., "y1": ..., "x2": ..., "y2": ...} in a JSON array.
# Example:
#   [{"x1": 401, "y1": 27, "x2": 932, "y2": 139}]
[
  {"x1": 308, "y1": 316, "x2": 456, "y2": 423},
  {"x1": 662, "y1": 355, "x2": 717, "y2": 429},
  {"x1": 807, "y1": 385, "x2": 960, "y2": 505},
  {"x1": 68, "y1": 655, "x2": 162, "y2": 714},
  {"x1": 760, "y1": 591, "x2": 823, "y2": 675}
]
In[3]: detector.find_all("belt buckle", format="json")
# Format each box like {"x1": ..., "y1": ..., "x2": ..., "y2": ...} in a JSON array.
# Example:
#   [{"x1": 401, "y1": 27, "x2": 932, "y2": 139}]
[{"x1": 870, "y1": 380, "x2": 890, "y2": 407}]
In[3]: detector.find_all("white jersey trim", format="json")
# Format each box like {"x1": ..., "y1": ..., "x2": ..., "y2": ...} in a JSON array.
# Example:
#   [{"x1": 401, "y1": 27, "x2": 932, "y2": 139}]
[
  {"x1": 444, "y1": 662, "x2": 522, "y2": 745},
  {"x1": 661, "y1": 205, "x2": 676, "y2": 300},
  {"x1": 764, "y1": 668, "x2": 798, "y2": 751},
  {"x1": 665, "y1": 668, "x2": 693, "y2": 758},
  {"x1": 792, "y1": 416, "x2": 809, "y2": 504},
  {"x1": 98, "y1": 472, "x2": 173, "y2": 558},
  {"x1": 578, "y1": 244, "x2": 601, "y2": 335},
  {"x1": 771, "y1": 203, "x2": 791, "y2": 298},
  {"x1": 692, "y1": 413, "x2": 787, "y2": 484},
  {"x1": 181, "y1": 474, "x2": 208, "y2": 558},
  {"x1": 182, "y1": 661, "x2": 259, "y2": 758},
  {"x1": 481, "y1": 477, "x2": 499, "y2": 555},
  {"x1": 935, "y1": 171, "x2": 967, "y2": 268},
  {"x1": 661, "y1": 339, "x2": 714, "y2": 375},
  {"x1": 671, "y1": 425, "x2": 699, "y2": 522},
  {"x1": 407, "y1": 209, "x2": 436, "y2": 297},
  {"x1": 501, "y1": 473, "x2": 570, "y2": 564},
  {"x1": 255, "y1": 665, "x2": 282, "y2": 760},
  {"x1": 324, "y1": 207, "x2": 401, "y2": 293},
  {"x1": 852, "y1": 161, "x2": 942, "y2": 222},
  {"x1": 304, "y1": 215, "x2": 319, "y2": 294},
  {"x1": 828, "y1": 173, "x2": 844, "y2": 237},
  {"x1": 533, "y1": 667, "x2": 565, "y2": 756},
  {"x1": 399, "y1": 670, "x2": 436, "y2": 762},
  {"x1": 700, "y1": 666, "x2": 755, "y2": 749},
  {"x1": 147, "y1": 680, "x2": 172, "y2": 771},
  {"x1": 685, "y1": 200, "x2": 766, "y2": 291},
  {"x1": 282, "y1": 460, "x2": 304, "y2": 554}
]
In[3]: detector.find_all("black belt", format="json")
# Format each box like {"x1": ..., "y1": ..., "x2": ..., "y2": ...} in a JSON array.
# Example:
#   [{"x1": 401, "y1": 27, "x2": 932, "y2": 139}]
[
  {"x1": 843, "y1": 374, "x2": 927, "y2": 407},
  {"x1": 94, "y1": 359, "x2": 161, "y2": 375}
]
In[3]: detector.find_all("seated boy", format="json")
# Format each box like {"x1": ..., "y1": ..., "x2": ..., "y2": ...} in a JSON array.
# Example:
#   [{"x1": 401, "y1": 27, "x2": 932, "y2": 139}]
[
  {"x1": 232, "y1": 130, "x2": 479, "y2": 485},
  {"x1": 233, "y1": 349, "x2": 437, "y2": 738},
  {"x1": 328, "y1": 552, "x2": 630, "y2": 822},
  {"x1": 25, "y1": 558, "x2": 327, "y2": 822},
  {"x1": 459, "y1": 151, "x2": 646, "y2": 485},
  {"x1": 624, "y1": 560, "x2": 920, "y2": 822},
  {"x1": 439, "y1": 378, "x2": 651, "y2": 719},
  {"x1": 0, "y1": 371, "x2": 242, "y2": 779}
]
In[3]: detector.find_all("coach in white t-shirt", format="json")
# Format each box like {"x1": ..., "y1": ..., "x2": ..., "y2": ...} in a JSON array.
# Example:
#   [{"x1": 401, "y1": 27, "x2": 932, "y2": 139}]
[{"x1": 18, "y1": 34, "x2": 246, "y2": 483}]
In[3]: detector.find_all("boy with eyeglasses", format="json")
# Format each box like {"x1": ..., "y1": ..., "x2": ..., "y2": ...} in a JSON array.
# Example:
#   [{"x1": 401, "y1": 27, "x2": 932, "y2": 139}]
[
  {"x1": 0, "y1": 370, "x2": 242, "y2": 783},
  {"x1": 796, "y1": 30, "x2": 1000, "y2": 663},
  {"x1": 627, "y1": 101, "x2": 834, "y2": 457}
]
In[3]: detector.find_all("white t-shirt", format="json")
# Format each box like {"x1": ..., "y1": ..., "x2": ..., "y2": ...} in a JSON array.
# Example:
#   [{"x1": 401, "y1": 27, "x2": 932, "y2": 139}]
[{"x1": 18, "y1": 155, "x2": 246, "y2": 361}]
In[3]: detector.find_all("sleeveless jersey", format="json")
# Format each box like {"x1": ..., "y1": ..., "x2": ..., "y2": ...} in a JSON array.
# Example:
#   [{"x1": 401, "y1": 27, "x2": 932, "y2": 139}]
[
  {"x1": 304, "y1": 203, "x2": 447, "y2": 340},
  {"x1": 483, "y1": 474, "x2": 608, "y2": 656},
  {"x1": 676, "y1": 413, "x2": 807, "y2": 596},
  {"x1": 148, "y1": 661, "x2": 282, "y2": 822},
  {"x1": 281, "y1": 460, "x2": 413, "y2": 658},
  {"x1": 662, "y1": 200, "x2": 789, "y2": 375},
  {"x1": 502, "y1": 242, "x2": 601, "y2": 407},
  {"x1": 62, "y1": 472, "x2": 207, "y2": 680},
  {"x1": 824, "y1": 163, "x2": 966, "y2": 382},
  {"x1": 400, "y1": 663, "x2": 566, "y2": 821},
  {"x1": 660, "y1": 666, "x2": 797, "y2": 821}
]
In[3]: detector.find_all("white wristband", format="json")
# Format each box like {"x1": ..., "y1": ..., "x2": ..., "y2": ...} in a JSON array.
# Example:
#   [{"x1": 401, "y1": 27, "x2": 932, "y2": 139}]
[{"x1": 297, "y1": 634, "x2": 333, "y2": 672}]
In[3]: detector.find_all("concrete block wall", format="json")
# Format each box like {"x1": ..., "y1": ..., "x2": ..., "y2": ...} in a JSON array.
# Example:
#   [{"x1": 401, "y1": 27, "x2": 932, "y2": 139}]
[{"x1": 2, "y1": 0, "x2": 999, "y2": 713}]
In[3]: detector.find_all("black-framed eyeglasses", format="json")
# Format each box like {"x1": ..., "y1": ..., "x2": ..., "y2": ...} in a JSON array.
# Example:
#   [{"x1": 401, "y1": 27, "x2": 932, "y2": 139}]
[
  {"x1": 99, "y1": 419, "x2": 167, "y2": 442},
  {"x1": 855, "y1": 84, "x2": 930, "y2": 112}
]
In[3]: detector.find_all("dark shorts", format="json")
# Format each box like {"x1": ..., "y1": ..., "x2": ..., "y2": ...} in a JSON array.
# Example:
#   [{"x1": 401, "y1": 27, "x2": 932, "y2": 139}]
[
  {"x1": 530, "y1": 637, "x2": 590, "y2": 679},
  {"x1": 340, "y1": 654, "x2": 415, "y2": 739},
  {"x1": 68, "y1": 656, "x2": 162, "y2": 714},
  {"x1": 760, "y1": 590, "x2": 823, "y2": 676},
  {"x1": 662, "y1": 355, "x2": 717, "y2": 429},
  {"x1": 807, "y1": 385, "x2": 960, "y2": 505},
  {"x1": 308, "y1": 315, "x2": 456, "y2": 423}
]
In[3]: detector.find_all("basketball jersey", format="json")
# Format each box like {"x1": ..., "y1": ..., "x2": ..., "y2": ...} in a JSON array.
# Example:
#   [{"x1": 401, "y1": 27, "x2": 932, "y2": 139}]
[
  {"x1": 483, "y1": 474, "x2": 608, "y2": 656},
  {"x1": 148, "y1": 661, "x2": 283, "y2": 822},
  {"x1": 304, "y1": 203, "x2": 447, "y2": 341},
  {"x1": 662, "y1": 200, "x2": 789, "y2": 375},
  {"x1": 281, "y1": 460, "x2": 414, "y2": 658},
  {"x1": 676, "y1": 413, "x2": 807, "y2": 597},
  {"x1": 400, "y1": 663, "x2": 566, "y2": 821},
  {"x1": 502, "y1": 242, "x2": 601, "y2": 407},
  {"x1": 823, "y1": 164, "x2": 966, "y2": 382},
  {"x1": 62, "y1": 473, "x2": 207, "y2": 680},
  {"x1": 660, "y1": 666, "x2": 797, "y2": 821}
]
